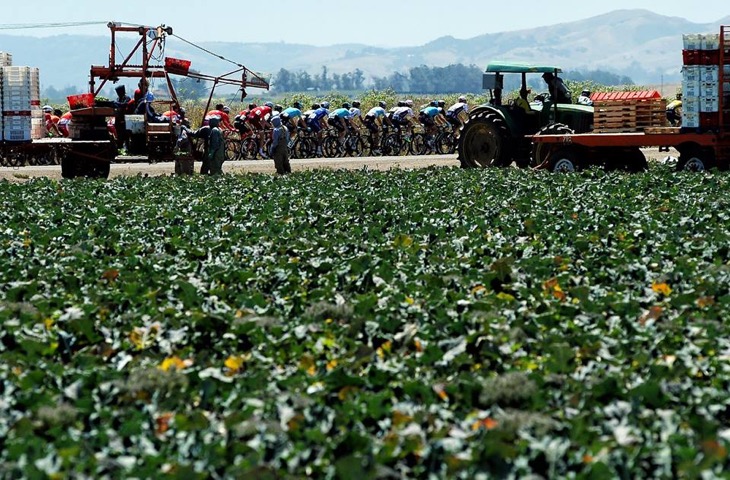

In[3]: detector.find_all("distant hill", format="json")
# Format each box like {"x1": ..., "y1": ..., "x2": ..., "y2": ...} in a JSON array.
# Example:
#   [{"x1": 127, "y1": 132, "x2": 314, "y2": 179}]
[{"x1": 1, "y1": 9, "x2": 729, "y2": 96}]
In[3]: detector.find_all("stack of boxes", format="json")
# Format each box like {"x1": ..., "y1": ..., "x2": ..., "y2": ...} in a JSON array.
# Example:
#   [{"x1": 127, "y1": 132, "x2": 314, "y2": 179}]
[
  {"x1": 681, "y1": 33, "x2": 727, "y2": 131},
  {"x1": 1, "y1": 51, "x2": 34, "y2": 142}
]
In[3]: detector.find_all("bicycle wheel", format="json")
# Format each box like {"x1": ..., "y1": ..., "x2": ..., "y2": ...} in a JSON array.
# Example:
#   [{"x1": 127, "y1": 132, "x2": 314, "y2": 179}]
[
  {"x1": 323, "y1": 136, "x2": 341, "y2": 158},
  {"x1": 437, "y1": 131, "x2": 456, "y2": 154},
  {"x1": 410, "y1": 133, "x2": 427, "y2": 155},
  {"x1": 381, "y1": 134, "x2": 401, "y2": 156},
  {"x1": 226, "y1": 139, "x2": 242, "y2": 160},
  {"x1": 345, "y1": 136, "x2": 366, "y2": 157},
  {"x1": 241, "y1": 137, "x2": 258, "y2": 159}
]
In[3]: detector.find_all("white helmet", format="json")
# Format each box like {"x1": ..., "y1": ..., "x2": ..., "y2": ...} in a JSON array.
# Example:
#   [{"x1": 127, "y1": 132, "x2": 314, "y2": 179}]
[
  {"x1": 42, "y1": 105, "x2": 53, "y2": 113},
  {"x1": 405, "y1": 99, "x2": 413, "y2": 107},
  {"x1": 458, "y1": 96, "x2": 467, "y2": 103}
]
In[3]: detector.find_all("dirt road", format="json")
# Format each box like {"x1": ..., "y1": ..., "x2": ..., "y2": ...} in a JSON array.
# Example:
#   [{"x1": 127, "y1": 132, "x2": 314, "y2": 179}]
[
  {"x1": 0, "y1": 149, "x2": 677, "y2": 182},
  {"x1": 0, "y1": 155, "x2": 459, "y2": 182}
]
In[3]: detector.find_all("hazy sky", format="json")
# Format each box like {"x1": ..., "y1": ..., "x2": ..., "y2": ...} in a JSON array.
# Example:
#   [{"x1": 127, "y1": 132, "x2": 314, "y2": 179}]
[{"x1": 1, "y1": 0, "x2": 728, "y2": 47}]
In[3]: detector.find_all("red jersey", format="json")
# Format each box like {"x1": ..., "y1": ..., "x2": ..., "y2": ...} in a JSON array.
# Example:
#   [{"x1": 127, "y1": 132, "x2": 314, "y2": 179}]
[
  {"x1": 205, "y1": 110, "x2": 234, "y2": 130},
  {"x1": 247, "y1": 106, "x2": 272, "y2": 122}
]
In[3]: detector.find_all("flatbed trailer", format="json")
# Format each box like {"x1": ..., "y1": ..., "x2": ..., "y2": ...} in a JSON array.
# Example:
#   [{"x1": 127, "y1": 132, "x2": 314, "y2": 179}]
[{"x1": 532, "y1": 129, "x2": 730, "y2": 172}]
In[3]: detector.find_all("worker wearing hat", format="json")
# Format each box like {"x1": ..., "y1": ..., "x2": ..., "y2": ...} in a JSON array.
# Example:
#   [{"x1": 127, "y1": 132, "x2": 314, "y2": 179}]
[{"x1": 515, "y1": 87, "x2": 532, "y2": 114}]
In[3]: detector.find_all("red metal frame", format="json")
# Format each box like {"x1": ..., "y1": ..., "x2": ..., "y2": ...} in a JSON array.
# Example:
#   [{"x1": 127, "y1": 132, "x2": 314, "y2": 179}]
[{"x1": 88, "y1": 22, "x2": 270, "y2": 117}]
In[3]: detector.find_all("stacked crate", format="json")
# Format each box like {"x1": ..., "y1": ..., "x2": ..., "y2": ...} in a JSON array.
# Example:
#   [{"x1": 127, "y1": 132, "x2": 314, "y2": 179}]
[
  {"x1": 0, "y1": 52, "x2": 9, "y2": 139},
  {"x1": 681, "y1": 33, "x2": 725, "y2": 131},
  {"x1": 592, "y1": 91, "x2": 667, "y2": 133},
  {"x1": 1, "y1": 66, "x2": 33, "y2": 142},
  {"x1": 29, "y1": 67, "x2": 44, "y2": 139}
]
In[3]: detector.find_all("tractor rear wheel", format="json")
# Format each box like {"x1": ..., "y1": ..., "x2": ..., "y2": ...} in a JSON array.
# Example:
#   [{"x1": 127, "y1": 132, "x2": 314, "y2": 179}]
[
  {"x1": 457, "y1": 111, "x2": 512, "y2": 168},
  {"x1": 530, "y1": 123, "x2": 573, "y2": 168}
]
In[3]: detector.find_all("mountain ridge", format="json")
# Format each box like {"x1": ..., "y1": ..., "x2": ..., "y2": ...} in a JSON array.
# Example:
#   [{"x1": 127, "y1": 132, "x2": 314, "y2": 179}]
[{"x1": 1, "y1": 9, "x2": 729, "y2": 93}]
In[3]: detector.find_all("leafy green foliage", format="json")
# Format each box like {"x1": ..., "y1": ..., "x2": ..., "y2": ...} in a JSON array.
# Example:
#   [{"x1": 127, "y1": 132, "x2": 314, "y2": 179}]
[{"x1": 2, "y1": 166, "x2": 730, "y2": 477}]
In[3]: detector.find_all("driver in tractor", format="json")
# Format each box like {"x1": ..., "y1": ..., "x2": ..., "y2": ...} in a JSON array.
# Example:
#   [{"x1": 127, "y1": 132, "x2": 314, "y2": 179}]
[
  {"x1": 541, "y1": 72, "x2": 572, "y2": 104},
  {"x1": 514, "y1": 88, "x2": 532, "y2": 114}
]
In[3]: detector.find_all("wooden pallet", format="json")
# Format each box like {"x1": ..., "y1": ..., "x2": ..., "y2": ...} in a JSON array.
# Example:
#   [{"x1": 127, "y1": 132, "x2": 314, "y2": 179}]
[{"x1": 594, "y1": 98, "x2": 667, "y2": 132}]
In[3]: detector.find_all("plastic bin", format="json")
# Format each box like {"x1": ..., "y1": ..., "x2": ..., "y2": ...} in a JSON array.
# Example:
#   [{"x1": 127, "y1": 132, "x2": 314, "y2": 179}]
[
  {"x1": 67, "y1": 93, "x2": 95, "y2": 109},
  {"x1": 164, "y1": 57, "x2": 191, "y2": 75}
]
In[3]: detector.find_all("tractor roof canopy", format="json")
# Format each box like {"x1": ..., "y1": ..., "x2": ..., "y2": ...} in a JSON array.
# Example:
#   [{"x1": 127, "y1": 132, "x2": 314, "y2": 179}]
[{"x1": 486, "y1": 62, "x2": 563, "y2": 74}]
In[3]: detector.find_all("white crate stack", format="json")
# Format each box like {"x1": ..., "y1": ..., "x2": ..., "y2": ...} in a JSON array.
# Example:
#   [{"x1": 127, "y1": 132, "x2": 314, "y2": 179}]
[
  {"x1": 29, "y1": 67, "x2": 44, "y2": 139},
  {"x1": 0, "y1": 52, "x2": 9, "y2": 138},
  {"x1": 681, "y1": 33, "x2": 722, "y2": 129},
  {"x1": 2, "y1": 66, "x2": 33, "y2": 142}
]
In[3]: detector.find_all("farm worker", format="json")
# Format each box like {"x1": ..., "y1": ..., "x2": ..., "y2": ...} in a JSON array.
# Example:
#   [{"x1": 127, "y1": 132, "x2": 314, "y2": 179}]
[
  {"x1": 666, "y1": 93, "x2": 682, "y2": 127},
  {"x1": 135, "y1": 92, "x2": 167, "y2": 123},
  {"x1": 113, "y1": 85, "x2": 134, "y2": 148},
  {"x1": 207, "y1": 117, "x2": 225, "y2": 175},
  {"x1": 58, "y1": 112, "x2": 72, "y2": 137},
  {"x1": 44, "y1": 107, "x2": 62, "y2": 137},
  {"x1": 542, "y1": 72, "x2": 572, "y2": 104},
  {"x1": 514, "y1": 88, "x2": 532, "y2": 114},
  {"x1": 577, "y1": 89, "x2": 594, "y2": 106},
  {"x1": 187, "y1": 125, "x2": 211, "y2": 174},
  {"x1": 269, "y1": 116, "x2": 291, "y2": 175}
]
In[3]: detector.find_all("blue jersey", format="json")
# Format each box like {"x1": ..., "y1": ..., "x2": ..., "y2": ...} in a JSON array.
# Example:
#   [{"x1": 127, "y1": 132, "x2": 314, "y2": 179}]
[
  {"x1": 311, "y1": 107, "x2": 329, "y2": 122},
  {"x1": 422, "y1": 106, "x2": 440, "y2": 118},
  {"x1": 282, "y1": 107, "x2": 302, "y2": 118},
  {"x1": 329, "y1": 108, "x2": 352, "y2": 119}
]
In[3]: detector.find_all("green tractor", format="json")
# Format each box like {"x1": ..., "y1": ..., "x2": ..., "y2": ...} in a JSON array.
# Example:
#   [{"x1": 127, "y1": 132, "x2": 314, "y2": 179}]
[{"x1": 457, "y1": 62, "x2": 594, "y2": 169}]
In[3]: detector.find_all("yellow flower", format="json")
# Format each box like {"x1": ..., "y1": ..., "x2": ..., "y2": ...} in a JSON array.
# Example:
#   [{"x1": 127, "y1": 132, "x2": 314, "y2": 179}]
[
  {"x1": 651, "y1": 281, "x2": 672, "y2": 296},
  {"x1": 159, "y1": 356, "x2": 192, "y2": 372}
]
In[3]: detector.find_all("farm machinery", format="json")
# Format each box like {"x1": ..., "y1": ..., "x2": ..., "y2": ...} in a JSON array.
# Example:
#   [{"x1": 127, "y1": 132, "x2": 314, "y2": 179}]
[
  {"x1": 458, "y1": 25, "x2": 730, "y2": 172},
  {"x1": 1, "y1": 22, "x2": 270, "y2": 179}
]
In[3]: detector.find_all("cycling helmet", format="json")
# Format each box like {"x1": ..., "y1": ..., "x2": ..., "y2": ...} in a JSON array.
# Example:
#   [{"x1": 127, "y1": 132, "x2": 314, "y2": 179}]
[
  {"x1": 292, "y1": 101, "x2": 302, "y2": 109},
  {"x1": 429, "y1": 100, "x2": 438, "y2": 107},
  {"x1": 378, "y1": 101, "x2": 387, "y2": 108},
  {"x1": 42, "y1": 105, "x2": 53, "y2": 113},
  {"x1": 581, "y1": 90, "x2": 591, "y2": 96},
  {"x1": 179, "y1": 107, "x2": 186, "y2": 115},
  {"x1": 321, "y1": 101, "x2": 330, "y2": 109},
  {"x1": 248, "y1": 103, "x2": 258, "y2": 110},
  {"x1": 458, "y1": 96, "x2": 467, "y2": 103},
  {"x1": 312, "y1": 104, "x2": 320, "y2": 109},
  {"x1": 215, "y1": 103, "x2": 224, "y2": 110},
  {"x1": 405, "y1": 99, "x2": 414, "y2": 107},
  {"x1": 222, "y1": 105, "x2": 231, "y2": 113},
  {"x1": 437, "y1": 100, "x2": 446, "y2": 107},
  {"x1": 274, "y1": 104, "x2": 283, "y2": 112},
  {"x1": 352, "y1": 101, "x2": 361, "y2": 108},
  {"x1": 397, "y1": 101, "x2": 405, "y2": 107},
  {"x1": 264, "y1": 101, "x2": 274, "y2": 108},
  {"x1": 342, "y1": 102, "x2": 351, "y2": 109}
]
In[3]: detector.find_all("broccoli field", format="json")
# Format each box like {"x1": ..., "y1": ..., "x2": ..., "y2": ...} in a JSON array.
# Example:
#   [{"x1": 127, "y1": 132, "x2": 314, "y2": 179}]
[{"x1": 2, "y1": 166, "x2": 730, "y2": 478}]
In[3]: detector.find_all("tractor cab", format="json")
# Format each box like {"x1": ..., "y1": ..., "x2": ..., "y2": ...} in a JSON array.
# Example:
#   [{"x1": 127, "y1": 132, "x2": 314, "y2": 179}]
[{"x1": 459, "y1": 62, "x2": 594, "y2": 168}]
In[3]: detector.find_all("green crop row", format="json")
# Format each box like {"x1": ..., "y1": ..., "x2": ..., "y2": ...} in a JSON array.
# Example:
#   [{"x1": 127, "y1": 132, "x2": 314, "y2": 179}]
[{"x1": 1, "y1": 165, "x2": 730, "y2": 478}]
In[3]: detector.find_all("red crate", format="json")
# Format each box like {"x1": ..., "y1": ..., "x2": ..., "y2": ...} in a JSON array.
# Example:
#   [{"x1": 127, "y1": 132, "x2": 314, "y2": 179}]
[
  {"x1": 164, "y1": 57, "x2": 191, "y2": 75},
  {"x1": 67, "y1": 93, "x2": 94, "y2": 109},
  {"x1": 683, "y1": 49, "x2": 720, "y2": 66}
]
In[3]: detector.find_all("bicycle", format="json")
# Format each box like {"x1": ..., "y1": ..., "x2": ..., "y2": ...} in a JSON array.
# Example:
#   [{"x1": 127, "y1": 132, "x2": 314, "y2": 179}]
[{"x1": 289, "y1": 127, "x2": 317, "y2": 159}]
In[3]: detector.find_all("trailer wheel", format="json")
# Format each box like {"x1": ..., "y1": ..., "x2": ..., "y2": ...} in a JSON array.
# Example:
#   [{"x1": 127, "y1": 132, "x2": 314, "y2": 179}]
[
  {"x1": 614, "y1": 148, "x2": 648, "y2": 172},
  {"x1": 548, "y1": 148, "x2": 581, "y2": 173},
  {"x1": 457, "y1": 111, "x2": 512, "y2": 168},
  {"x1": 677, "y1": 149, "x2": 713, "y2": 172},
  {"x1": 530, "y1": 123, "x2": 573, "y2": 168}
]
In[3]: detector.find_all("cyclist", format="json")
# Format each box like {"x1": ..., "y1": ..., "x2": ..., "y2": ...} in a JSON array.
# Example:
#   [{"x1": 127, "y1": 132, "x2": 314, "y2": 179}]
[
  {"x1": 306, "y1": 102, "x2": 330, "y2": 155},
  {"x1": 272, "y1": 104, "x2": 284, "y2": 119},
  {"x1": 419, "y1": 101, "x2": 448, "y2": 139},
  {"x1": 281, "y1": 101, "x2": 306, "y2": 142},
  {"x1": 577, "y1": 89, "x2": 593, "y2": 106},
  {"x1": 349, "y1": 101, "x2": 364, "y2": 129},
  {"x1": 328, "y1": 102, "x2": 353, "y2": 149},
  {"x1": 364, "y1": 101, "x2": 392, "y2": 155},
  {"x1": 446, "y1": 96, "x2": 470, "y2": 137},
  {"x1": 205, "y1": 104, "x2": 235, "y2": 131},
  {"x1": 248, "y1": 101, "x2": 275, "y2": 156},
  {"x1": 391, "y1": 100, "x2": 418, "y2": 136},
  {"x1": 234, "y1": 103, "x2": 257, "y2": 135}
]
